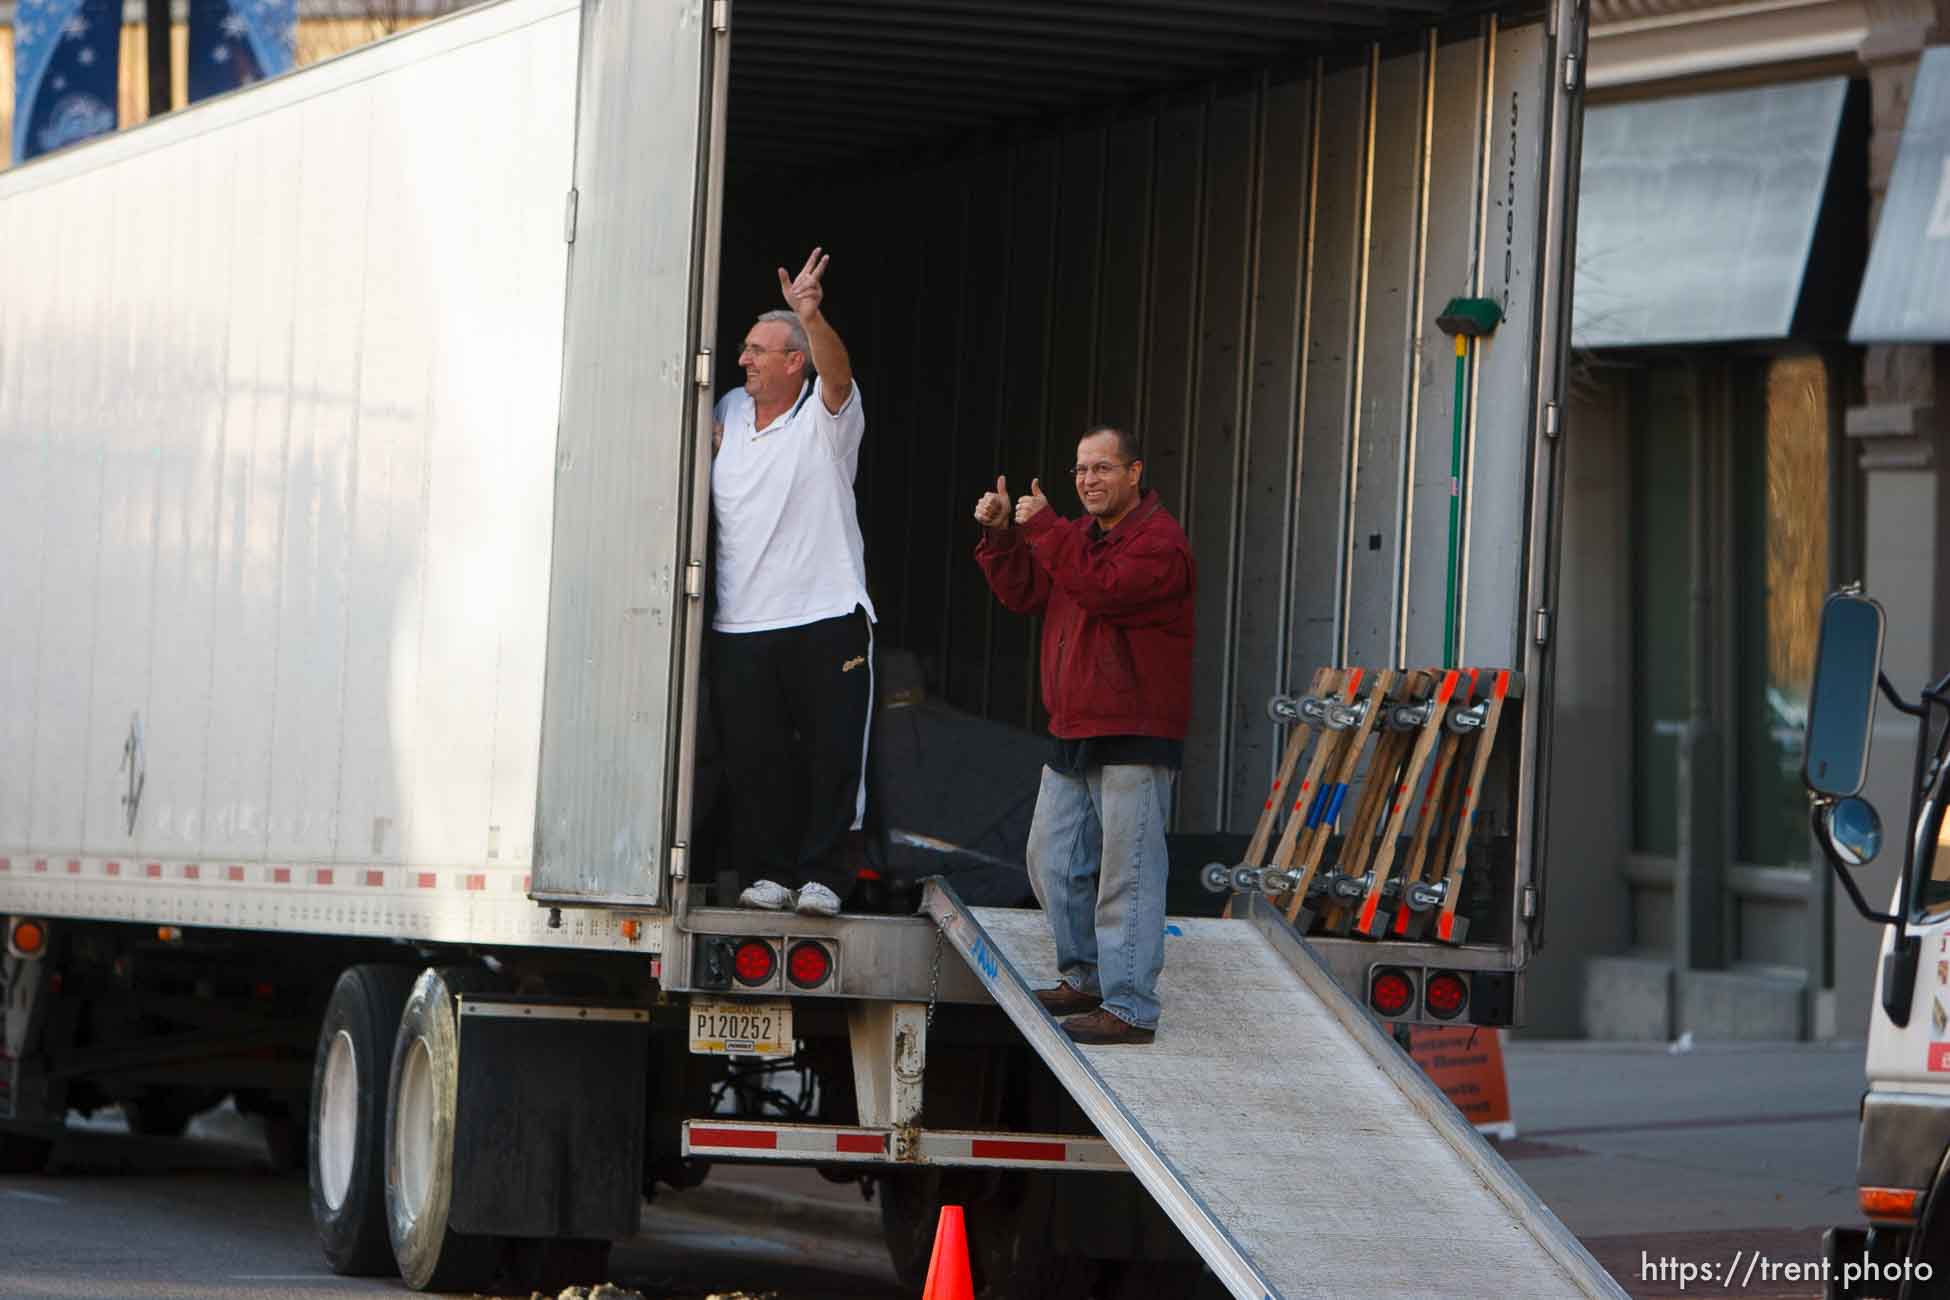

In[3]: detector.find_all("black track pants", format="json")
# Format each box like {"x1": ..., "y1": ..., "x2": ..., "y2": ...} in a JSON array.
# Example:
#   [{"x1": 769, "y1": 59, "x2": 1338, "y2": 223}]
[{"x1": 710, "y1": 607, "x2": 874, "y2": 895}]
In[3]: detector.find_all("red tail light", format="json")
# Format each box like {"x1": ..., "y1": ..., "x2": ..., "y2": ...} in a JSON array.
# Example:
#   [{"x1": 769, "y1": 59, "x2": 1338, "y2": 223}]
[
  {"x1": 8, "y1": 918, "x2": 47, "y2": 959},
  {"x1": 1370, "y1": 967, "x2": 1415, "y2": 1018},
  {"x1": 733, "y1": 939, "x2": 776, "y2": 986},
  {"x1": 1425, "y1": 970, "x2": 1469, "y2": 1020},
  {"x1": 786, "y1": 941, "x2": 833, "y2": 989}
]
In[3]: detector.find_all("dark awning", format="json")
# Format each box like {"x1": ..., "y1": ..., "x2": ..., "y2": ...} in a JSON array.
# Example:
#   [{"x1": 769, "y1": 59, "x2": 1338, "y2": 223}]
[
  {"x1": 1851, "y1": 48, "x2": 1950, "y2": 342},
  {"x1": 1574, "y1": 77, "x2": 1855, "y2": 349}
]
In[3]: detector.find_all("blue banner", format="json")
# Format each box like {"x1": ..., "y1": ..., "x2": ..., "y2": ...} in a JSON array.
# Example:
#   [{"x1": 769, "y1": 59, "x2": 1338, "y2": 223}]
[
  {"x1": 188, "y1": 0, "x2": 296, "y2": 104},
  {"x1": 11, "y1": 0, "x2": 120, "y2": 164}
]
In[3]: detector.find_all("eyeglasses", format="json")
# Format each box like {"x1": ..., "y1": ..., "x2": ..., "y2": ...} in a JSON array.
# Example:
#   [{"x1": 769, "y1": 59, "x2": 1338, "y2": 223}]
[
  {"x1": 1072, "y1": 461, "x2": 1131, "y2": 479},
  {"x1": 739, "y1": 341, "x2": 798, "y2": 358}
]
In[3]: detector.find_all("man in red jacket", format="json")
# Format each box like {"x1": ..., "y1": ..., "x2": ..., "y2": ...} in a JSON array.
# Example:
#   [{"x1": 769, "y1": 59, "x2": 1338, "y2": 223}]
[{"x1": 973, "y1": 427, "x2": 1196, "y2": 1045}]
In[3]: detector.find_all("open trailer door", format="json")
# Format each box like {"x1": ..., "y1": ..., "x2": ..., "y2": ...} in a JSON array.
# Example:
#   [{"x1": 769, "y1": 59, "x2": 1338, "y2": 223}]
[{"x1": 532, "y1": 0, "x2": 728, "y2": 909}]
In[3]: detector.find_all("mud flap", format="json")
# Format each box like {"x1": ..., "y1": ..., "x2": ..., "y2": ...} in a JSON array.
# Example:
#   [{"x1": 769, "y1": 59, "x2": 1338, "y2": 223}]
[{"x1": 450, "y1": 997, "x2": 649, "y2": 1240}]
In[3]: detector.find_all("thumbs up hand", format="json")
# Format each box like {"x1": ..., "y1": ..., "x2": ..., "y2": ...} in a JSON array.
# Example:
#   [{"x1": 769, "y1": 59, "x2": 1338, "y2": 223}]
[
  {"x1": 974, "y1": 475, "x2": 1011, "y2": 531},
  {"x1": 1014, "y1": 478, "x2": 1049, "y2": 526}
]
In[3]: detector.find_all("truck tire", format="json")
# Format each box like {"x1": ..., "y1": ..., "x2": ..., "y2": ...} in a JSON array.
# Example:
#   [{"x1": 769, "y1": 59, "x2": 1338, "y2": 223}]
[
  {"x1": 385, "y1": 964, "x2": 507, "y2": 1293},
  {"x1": 1902, "y1": 1150, "x2": 1950, "y2": 1300},
  {"x1": 309, "y1": 964, "x2": 417, "y2": 1276}
]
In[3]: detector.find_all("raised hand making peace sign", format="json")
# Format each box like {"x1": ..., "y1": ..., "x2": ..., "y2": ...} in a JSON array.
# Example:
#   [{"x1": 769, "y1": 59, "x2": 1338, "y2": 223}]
[{"x1": 778, "y1": 247, "x2": 830, "y2": 323}]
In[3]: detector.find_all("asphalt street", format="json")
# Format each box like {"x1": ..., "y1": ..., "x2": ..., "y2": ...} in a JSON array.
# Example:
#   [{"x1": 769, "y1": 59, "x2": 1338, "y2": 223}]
[
  {"x1": 1503, "y1": 1038, "x2": 1863, "y2": 1299},
  {"x1": 0, "y1": 1038, "x2": 1870, "y2": 1300},
  {"x1": 0, "y1": 1109, "x2": 900, "y2": 1300}
]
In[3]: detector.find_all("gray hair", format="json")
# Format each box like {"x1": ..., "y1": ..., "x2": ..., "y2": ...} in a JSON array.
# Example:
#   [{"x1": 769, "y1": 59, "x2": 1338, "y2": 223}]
[{"x1": 755, "y1": 309, "x2": 810, "y2": 359}]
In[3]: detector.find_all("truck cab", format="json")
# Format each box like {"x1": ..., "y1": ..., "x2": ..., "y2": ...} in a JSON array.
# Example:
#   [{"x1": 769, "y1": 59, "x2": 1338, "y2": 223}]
[{"x1": 1803, "y1": 589, "x2": 1950, "y2": 1297}]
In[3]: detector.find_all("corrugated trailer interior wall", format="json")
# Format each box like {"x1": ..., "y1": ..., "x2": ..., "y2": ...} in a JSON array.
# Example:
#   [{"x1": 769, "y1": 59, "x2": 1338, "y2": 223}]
[{"x1": 723, "y1": 18, "x2": 1552, "y2": 837}]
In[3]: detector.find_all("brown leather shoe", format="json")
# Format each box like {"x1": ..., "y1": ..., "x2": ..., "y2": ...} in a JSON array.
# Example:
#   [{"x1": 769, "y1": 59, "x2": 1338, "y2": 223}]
[
  {"x1": 1034, "y1": 985, "x2": 1102, "y2": 1017},
  {"x1": 1061, "y1": 1009, "x2": 1155, "y2": 1045}
]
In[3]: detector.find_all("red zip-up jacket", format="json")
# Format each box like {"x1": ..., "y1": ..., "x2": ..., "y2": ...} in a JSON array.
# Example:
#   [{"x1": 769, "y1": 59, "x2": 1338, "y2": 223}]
[{"x1": 974, "y1": 490, "x2": 1196, "y2": 740}]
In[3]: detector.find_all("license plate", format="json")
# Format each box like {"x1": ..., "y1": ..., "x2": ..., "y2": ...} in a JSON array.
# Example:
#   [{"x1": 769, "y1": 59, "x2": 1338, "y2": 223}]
[{"x1": 688, "y1": 999, "x2": 793, "y2": 1057}]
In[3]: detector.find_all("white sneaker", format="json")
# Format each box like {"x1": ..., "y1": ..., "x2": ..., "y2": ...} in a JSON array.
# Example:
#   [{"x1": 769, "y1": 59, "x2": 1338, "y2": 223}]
[
  {"x1": 794, "y1": 882, "x2": 841, "y2": 918},
  {"x1": 739, "y1": 880, "x2": 794, "y2": 911}
]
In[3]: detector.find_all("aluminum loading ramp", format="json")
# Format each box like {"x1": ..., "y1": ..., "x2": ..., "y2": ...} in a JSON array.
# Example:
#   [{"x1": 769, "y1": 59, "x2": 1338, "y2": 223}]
[{"x1": 922, "y1": 882, "x2": 1627, "y2": 1300}]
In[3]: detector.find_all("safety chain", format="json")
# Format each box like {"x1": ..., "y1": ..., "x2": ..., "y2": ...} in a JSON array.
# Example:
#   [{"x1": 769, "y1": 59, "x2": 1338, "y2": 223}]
[{"x1": 924, "y1": 918, "x2": 945, "y2": 1034}]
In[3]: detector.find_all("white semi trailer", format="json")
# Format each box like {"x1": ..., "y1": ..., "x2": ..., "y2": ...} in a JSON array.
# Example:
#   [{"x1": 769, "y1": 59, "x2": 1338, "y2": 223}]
[{"x1": 0, "y1": 0, "x2": 1600, "y2": 1294}]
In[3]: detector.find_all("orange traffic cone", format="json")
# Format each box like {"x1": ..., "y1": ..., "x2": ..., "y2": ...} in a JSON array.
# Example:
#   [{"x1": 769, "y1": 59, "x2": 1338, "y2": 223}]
[{"x1": 921, "y1": 1204, "x2": 975, "y2": 1300}]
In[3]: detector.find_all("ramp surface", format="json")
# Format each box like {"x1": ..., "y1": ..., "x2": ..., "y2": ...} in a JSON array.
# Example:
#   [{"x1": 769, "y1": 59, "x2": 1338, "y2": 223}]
[{"x1": 924, "y1": 882, "x2": 1626, "y2": 1300}]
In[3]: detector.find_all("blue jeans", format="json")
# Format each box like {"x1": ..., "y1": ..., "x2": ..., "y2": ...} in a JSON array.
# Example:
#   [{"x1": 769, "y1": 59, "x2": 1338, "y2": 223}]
[{"x1": 1024, "y1": 763, "x2": 1174, "y2": 1030}]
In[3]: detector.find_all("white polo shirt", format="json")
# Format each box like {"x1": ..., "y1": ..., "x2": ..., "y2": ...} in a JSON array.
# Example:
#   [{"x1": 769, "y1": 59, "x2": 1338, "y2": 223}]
[{"x1": 711, "y1": 377, "x2": 877, "y2": 633}]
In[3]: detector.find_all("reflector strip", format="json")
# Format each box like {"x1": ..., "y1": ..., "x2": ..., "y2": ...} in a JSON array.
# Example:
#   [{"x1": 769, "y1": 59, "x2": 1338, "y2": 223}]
[
  {"x1": 971, "y1": 1138, "x2": 1065, "y2": 1162},
  {"x1": 0, "y1": 854, "x2": 659, "y2": 953},
  {"x1": 680, "y1": 1121, "x2": 1122, "y2": 1169},
  {"x1": 691, "y1": 1126, "x2": 777, "y2": 1151}
]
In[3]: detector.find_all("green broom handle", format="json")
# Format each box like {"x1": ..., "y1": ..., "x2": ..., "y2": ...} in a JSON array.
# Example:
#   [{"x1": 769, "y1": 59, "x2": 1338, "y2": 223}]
[{"x1": 1443, "y1": 334, "x2": 1466, "y2": 670}]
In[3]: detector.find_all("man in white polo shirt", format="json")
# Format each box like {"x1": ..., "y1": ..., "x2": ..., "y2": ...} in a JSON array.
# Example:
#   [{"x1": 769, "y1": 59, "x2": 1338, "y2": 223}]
[{"x1": 710, "y1": 248, "x2": 874, "y2": 918}]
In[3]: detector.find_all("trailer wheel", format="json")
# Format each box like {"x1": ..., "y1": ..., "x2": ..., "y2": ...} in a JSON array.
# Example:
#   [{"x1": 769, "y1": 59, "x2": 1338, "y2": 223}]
[
  {"x1": 309, "y1": 964, "x2": 417, "y2": 1276},
  {"x1": 385, "y1": 965, "x2": 506, "y2": 1293}
]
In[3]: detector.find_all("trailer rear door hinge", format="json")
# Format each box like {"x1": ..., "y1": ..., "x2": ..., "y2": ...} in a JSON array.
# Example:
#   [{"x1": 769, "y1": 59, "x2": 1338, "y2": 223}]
[
  {"x1": 712, "y1": 0, "x2": 729, "y2": 32},
  {"x1": 1563, "y1": 52, "x2": 1581, "y2": 92},
  {"x1": 670, "y1": 842, "x2": 688, "y2": 882},
  {"x1": 1534, "y1": 608, "x2": 1551, "y2": 647},
  {"x1": 1544, "y1": 400, "x2": 1560, "y2": 439},
  {"x1": 694, "y1": 351, "x2": 712, "y2": 386},
  {"x1": 1522, "y1": 886, "x2": 1538, "y2": 920},
  {"x1": 564, "y1": 188, "x2": 579, "y2": 244},
  {"x1": 685, "y1": 560, "x2": 704, "y2": 599}
]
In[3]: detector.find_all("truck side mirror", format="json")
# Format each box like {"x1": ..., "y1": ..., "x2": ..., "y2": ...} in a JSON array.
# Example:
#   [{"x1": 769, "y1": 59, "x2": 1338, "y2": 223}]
[
  {"x1": 1803, "y1": 591, "x2": 1886, "y2": 798},
  {"x1": 1818, "y1": 797, "x2": 1882, "y2": 867}
]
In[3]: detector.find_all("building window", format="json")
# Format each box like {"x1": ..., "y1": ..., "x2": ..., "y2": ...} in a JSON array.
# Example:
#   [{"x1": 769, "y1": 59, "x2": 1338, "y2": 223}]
[
  {"x1": 1630, "y1": 366, "x2": 1694, "y2": 858},
  {"x1": 1733, "y1": 355, "x2": 1828, "y2": 867}
]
